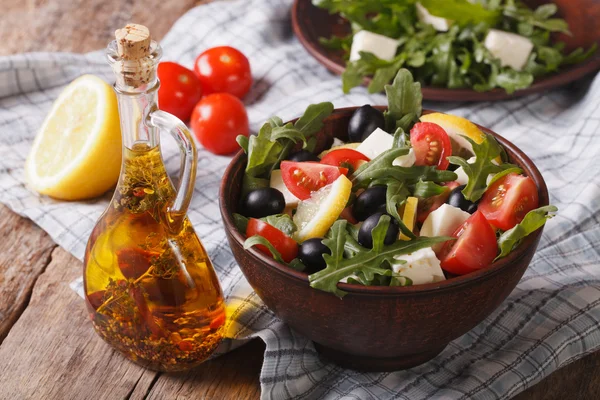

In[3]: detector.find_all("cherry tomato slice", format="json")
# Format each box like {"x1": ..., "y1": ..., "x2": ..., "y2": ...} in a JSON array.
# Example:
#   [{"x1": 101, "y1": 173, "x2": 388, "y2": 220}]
[
  {"x1": 157, "y1": 62, "x2": 203, "y2": 121},
  {"x1": 479, "y1": 173, "x2": 539, "y2": 231},
  {"x1": 320, "y1": 148, "x2": 370, "y2": 173},
  {"x1": 190, "y1": 93, "x2": 249, "y2": 155},
  {"x1": 410, "y1": 122, "x2": 453, "y2": 170},
  {"x1": 438, "y1": 211, "x2": 498, "y2": 275},
  {"x1": 193, "y1": 46, "x2": 252, "y2": 98},
  {"x1": 246, "y1": 218, "x2": 298, "y2": 263},
  {"x1": 280, "y1": 161, "x2": 345, "y2": 200}
]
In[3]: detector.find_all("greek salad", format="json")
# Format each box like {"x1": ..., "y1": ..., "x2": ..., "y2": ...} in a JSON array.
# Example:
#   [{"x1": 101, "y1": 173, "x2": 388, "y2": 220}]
[
  {"x1": 313, "y1": 0, "x2": 596, "y2": 94},
  {"x1": 234, "y1": 69, "x2": 556, "y2": 297}
]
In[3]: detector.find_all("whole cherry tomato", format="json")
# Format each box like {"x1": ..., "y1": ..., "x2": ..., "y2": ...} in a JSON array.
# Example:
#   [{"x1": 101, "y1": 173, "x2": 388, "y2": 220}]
[
  {"x1": 190, "y1": 93, "x2": 249, "y2": 155},
  {"x1": 193, "y1": 46, "x2": 252, "y2": 98},
  {"x1": 157, "y1": 62, "x2": 202, "y2": 121}
]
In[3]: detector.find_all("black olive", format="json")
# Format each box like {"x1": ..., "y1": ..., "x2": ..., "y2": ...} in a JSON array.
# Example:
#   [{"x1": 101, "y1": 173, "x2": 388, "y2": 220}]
[
  {"x1": 348, "y1": 105, "x2": 386, "y2": 142},
  {"x1": 447, "y1": 163, "x2": 459, "y2": 172},
  {"x1": 287, "y1": 150, "x2": 320, "y2": 162},
  {"x1": 358, "y1": 212, "x2": 399, "y2": 248},
  {"x1": 447, "y1": 184, "x2": 478, "y2": 213},
  {"x1": 353, "y1": 186, "x2": 387, "y2": 221},
  {"x1": 242, "y1": 188, "x2": 285, "y2": 218},
  {"x1": 298, "y1": 238, "x2": 331, "y2": 273}
]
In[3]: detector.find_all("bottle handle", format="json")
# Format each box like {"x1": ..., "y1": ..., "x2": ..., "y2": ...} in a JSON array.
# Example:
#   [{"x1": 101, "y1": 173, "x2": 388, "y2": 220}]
[{"x1": 147, "y1": 110, "x2": 197, "y2": 230}]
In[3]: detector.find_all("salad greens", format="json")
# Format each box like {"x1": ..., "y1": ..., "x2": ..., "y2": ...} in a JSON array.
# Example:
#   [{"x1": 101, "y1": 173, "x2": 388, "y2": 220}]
[
  {"x1": 310, "y1": 218, "x2": 451, "y2": 297},
  {"x1": 238, "y1": 102, "x2": 334, "y2": 195},
  {"x1": 314, "y1": 0, "x2": 596, "y2": 94},
  {"x1": 496, "y1": 205, "x2": 557, "y2": 260},
  {"x1": 236, "y1": 68, "x2": 556, "y2": 297},
  {"x1": 447, "y1": 134, "x2": 520, "y2": 202}
]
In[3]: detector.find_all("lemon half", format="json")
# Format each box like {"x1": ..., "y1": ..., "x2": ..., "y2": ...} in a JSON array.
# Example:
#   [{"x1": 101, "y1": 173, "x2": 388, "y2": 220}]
[{"x1": 25, "y1": 75, "x2": 122, "y2": 200}]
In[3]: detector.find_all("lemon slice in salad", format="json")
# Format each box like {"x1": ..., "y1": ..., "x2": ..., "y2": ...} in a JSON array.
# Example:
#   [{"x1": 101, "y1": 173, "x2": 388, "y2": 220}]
[
  {"x1": 25, "y1": 75, "x2": 122, "y2": 200},
  {"x1": 420, "y1": 113, "x2": 486, "y2": 159},
  {"x1": 399, "y1": 196, "x2": 418, "y2": 241},
  {"x1": 293, "y1": 175, "x2": 352, "y2": 243}
]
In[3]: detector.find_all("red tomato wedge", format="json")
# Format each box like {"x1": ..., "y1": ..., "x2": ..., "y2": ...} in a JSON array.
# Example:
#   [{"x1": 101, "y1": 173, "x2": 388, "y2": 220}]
[
  {"x1": 320, "y1": 149, "x2": 369, "y2": 173},
  {"x1": 415, "y1": 181, "x2": 460, "y2": 224},
  {"x1": 280, "y1": 161, "x2": 347, "y2": 200},
  {"x1": 246, "y1": 218, "x2": 298, "y2": 263},
  {"x1": 479, "y1": 173, "x2": 539, "y2": 231},
  {"x1": 410, "y1": 122, "x2": 452, "y2": 170},
  {"x1": 439, "y1": 211, "x2": 498, "y2": 275}
]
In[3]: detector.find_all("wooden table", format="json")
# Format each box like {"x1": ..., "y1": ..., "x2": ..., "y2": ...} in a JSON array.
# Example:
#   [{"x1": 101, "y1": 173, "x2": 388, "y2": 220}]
[{"x1": 0, "y1": 1, "x2": 598, "y2": 399}]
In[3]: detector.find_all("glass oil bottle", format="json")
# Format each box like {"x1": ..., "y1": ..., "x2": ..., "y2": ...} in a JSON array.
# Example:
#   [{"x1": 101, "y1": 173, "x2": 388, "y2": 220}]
[{"x1": 83, "y1": 24, "x2": 225, "y2": 372}]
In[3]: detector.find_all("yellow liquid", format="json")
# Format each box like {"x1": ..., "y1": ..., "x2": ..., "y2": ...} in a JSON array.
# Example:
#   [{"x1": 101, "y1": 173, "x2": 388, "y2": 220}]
[{"x1": 83, "y1": 144, "x2": 225, "y2": 371}]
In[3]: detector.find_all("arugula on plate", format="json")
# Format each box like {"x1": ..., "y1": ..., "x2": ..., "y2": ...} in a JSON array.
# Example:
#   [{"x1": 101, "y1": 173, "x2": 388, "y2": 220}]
[{"x1": 314, "y1": 0, "x2": 596, "y2": 94}]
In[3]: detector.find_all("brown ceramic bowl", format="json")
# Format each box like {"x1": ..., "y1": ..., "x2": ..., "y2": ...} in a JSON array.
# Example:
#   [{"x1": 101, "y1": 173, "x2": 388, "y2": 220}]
[
  {"x1": 292, "y1": 0, "x2": 600, "y2": 102},
  {"x1": 219, "y1": 107, "x2": 549, "y2": 371}
]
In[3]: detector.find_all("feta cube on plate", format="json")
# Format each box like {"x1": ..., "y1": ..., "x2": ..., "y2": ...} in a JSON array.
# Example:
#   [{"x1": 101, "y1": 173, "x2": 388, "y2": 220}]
[
  {"x1": 416, "y1": 2, "x2": 451, "y2": 32},
  {"x1": 392, "y1": 247, "x2": 446, "y2": 285},
  {"x1": 350, "y1": 30, "x2": 398, "y2": 62},
  {"x1": 270, "y1": 169, "x2": 299, "y2": 208},
  {"x1": 484, "y1": 29, "x2": 534, "y2": 71},
  {"x1": 420, "y1": 203, "x2": 471, "y2": 253}
]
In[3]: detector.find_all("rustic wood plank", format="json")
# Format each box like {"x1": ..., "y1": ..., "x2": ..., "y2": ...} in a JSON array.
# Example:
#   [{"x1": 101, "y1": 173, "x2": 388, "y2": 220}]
[
  {"x1": 0, "y1": 0, "x2": 201, "y2": 56},
  {"x1": 0, "y1": 247, "x2": 158, "y2": 399},
  {"x1": 0, "y1": 204, "x2": 56, "y2": 343},
  {"x1": 143, "y1": 340, "x2": 264, "y2": 400},
  {"x1": 515, "y1": 351, "x2": 600, "y2": 400},
  {"x1": 0, "y1": 0, "x2": 598, "y2": 399}
]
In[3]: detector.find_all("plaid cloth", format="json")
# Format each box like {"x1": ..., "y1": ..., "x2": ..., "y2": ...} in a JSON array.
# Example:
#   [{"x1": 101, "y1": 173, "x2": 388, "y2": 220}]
[{"x1": 2, "y1": 0, "x2": 600, "y2": 398}]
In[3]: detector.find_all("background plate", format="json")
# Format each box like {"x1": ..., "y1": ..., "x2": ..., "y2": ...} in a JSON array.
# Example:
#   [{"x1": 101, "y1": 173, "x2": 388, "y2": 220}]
[{"x1": 292, "y1": 0, "x2": 600, "y2": 102}]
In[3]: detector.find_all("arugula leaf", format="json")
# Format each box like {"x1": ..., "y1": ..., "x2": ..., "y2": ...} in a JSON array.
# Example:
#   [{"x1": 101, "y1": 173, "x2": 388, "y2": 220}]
[
  {"x1": 294, "y1": 102, "x2": 335, "y2": 136},
  {"x1": 420, "y1": 0, "x2": 502, "y2": 26},
  {"x1": 318, "y1": 34, "x2": 352, "y2": 52},
  {"x1": 384, "y1": 68, "x2": 423, "y2": 132},
  {"x1": 310, "y1": 217, "x2": 452, "y2": 297},
  {"x1": 353, "y1": 147, "x2": 457, "y2": 189},
  {"x1": 288, "y1": 258, "x2": 307, "y2": 272},
  {"x1": 233, "y1": 213, "x2": 249, "y2": 233},
  {"x1": 244, "y1": 235, "x2": 284, "y2": 263},
  {"x1": 262, "y1": 214, "x2": 297, "y2": 236},
  {"x1": 238, "y1": 103, "x2": 334, "y2": 196},
  {"x1": 496, "y1": 205, "x2": 557, "y2": 260},
  {"x1": 413, "y1": 180, "x2": 447, "y2": 198},
  {"x1": 385, "y1": 180, "x2": 416, "y2": 240},
  {"x1": 447, "y1": 134, "x2": 518, "y2": 202}
]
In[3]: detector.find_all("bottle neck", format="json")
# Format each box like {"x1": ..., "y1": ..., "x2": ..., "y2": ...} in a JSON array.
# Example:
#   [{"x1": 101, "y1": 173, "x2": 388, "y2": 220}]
[{"x1": 114, "y1": 81, "x2": 160, "y2": 150}]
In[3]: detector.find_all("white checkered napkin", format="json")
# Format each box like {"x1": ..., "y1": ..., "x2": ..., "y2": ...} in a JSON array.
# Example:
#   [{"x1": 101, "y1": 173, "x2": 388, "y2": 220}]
[{"x1": 2, "y1": 0, "x2": 600, "y2": 398}]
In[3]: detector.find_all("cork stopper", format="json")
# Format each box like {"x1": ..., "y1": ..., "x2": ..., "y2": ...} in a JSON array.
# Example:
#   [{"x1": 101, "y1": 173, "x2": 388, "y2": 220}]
[{"x1": 114, "y1": 24, "x2": 153, "y2": 87}]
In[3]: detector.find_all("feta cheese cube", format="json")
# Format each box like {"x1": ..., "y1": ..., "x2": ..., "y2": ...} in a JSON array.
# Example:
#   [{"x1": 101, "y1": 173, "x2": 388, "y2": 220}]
[
  {"x1": 270, "y1": 169, "x2": 299, "y2": 208},
  {"x1": 392, "y1": 247, "x2": 446, "y2": 285},
  {"x1": 484, "y1": 29, "x2": 534, "y2": 71},
  {"x1": 416, "y1": 2, "x2": 451, "y2": 32},
  {"x1": 350, "y1": 30, "x2": 398, "y2": 62},
  {"x1": 332, "y1": 137, "x2": 346, "y2": 148},
  {"x1": 355, "y1": 128, "x2": 394, "y2": 159},
  {"x1": 392, "y1": 148, "x2": 416, "y2": 167},
  {"x1": 420, "y1": 203, "x2": 471, "y2": 253}
]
